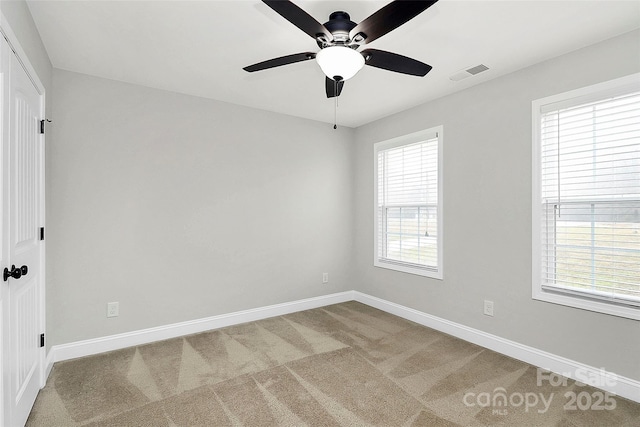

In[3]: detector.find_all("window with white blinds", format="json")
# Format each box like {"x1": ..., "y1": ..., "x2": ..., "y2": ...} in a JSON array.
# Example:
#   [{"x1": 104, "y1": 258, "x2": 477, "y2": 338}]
[
  {"x1": 374, "y1": 126, "x2": 443, "y2": 279},
  {"x1": 533, "y1": 74, "x2": 640, "y2": 320}
]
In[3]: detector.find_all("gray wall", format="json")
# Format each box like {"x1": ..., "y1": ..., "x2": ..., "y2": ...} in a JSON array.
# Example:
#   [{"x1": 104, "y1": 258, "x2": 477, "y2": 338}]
[
  {"x1": 49, "y1": 69, "x2": 355, "y2": 345},
  {"x1": 353, "y1": 30, "x2": 640, "y2": 380}
]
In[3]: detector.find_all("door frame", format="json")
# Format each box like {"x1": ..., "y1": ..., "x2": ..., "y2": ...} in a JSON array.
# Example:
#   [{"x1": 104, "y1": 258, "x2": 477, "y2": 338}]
[{"x1": 0, "y1": 6, "x2": 47, "y2": 399}]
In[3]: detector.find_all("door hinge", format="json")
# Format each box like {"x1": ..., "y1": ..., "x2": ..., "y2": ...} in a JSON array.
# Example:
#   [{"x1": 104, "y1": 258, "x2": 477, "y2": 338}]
[
  {"x1": 40, "y1": 227, "x2": 44, "y2": 241},
  {"x1": 40, "y1": 333, "x2": 45, "y2": 348},
  {"x1": 40, "y1": 119, "x2": 45, "y2": 134}
]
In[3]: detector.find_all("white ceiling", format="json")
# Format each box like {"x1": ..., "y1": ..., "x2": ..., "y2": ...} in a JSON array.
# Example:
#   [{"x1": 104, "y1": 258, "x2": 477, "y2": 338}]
[{"x1": 26, "y1": 0, "x2": 640, "y2": 128}]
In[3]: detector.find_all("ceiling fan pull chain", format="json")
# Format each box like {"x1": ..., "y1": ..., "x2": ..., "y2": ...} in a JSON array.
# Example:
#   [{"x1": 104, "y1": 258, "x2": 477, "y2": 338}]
[{"x1": 333, "y1": 79, "x2": 338, "y2": 129}]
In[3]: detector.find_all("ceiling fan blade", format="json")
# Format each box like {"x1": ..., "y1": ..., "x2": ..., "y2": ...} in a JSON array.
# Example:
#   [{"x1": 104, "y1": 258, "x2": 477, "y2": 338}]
[
  {"x1": 362, "y1": 49, "x2": 432, "y2": 76},
  {"x1": 349, "y1": 0, "x2": 438, "y2": 45},
  {"x1": 243, "y1": 52, "x2": 316, "y2": 72},
  {"x1": 325, "y1": 77, "x2": 345, "y2": 98},
  {"x1": 262, "y1": 0, "x2": 333, "y2": 42}
]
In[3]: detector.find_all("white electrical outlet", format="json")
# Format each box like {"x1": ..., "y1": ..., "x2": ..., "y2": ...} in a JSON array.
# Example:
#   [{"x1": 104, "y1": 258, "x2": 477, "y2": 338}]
[
  {"x1": 483, "y1": 300, "x2": 494, "y2": 317},
  {"x1": 107, "y1": 302, "x2": 119, "y2": 318},
  {"x1": 322, "y1": 273, "x2": 329, "y2": 283}
]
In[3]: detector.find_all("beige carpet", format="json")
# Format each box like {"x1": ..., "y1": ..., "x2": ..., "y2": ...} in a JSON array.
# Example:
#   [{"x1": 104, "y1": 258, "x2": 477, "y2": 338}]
[{"x1": 26, "y1": 302, "x2": 640, "y2": 426}]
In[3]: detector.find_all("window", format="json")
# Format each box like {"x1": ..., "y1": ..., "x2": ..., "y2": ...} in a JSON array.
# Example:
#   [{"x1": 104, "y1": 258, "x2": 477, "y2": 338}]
[
  {"x1": 374, "y1": 126, "x2": 443, "y2": 279},
  {"x1": 532, "y1": 74, "x2": 640, "y2": 320}
]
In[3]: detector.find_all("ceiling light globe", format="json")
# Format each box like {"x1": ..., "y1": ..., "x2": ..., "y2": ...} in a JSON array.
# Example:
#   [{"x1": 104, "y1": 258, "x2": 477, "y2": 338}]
[{"x1": 316, "y1": 46, "x2": 365, "y2": 81}]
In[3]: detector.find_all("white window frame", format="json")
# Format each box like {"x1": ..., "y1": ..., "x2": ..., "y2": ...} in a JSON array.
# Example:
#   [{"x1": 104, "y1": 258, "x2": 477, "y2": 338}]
[
  {"x1": 373, "y1": 126, "x2": 444, "y2": 279},
  {"x1": 532, "y1": 73, "x2": 640, "y2": 320}
]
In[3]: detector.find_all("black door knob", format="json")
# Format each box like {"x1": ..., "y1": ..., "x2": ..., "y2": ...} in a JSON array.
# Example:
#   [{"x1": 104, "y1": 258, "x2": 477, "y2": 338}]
[{"x1": 3, "y1": 265, "x2": 27, "y2": 282}]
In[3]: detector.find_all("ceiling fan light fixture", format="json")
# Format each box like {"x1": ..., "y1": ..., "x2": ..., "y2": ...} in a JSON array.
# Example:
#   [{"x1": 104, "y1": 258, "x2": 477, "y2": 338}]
[{"x1": 316, "y1": 46, "x2": 365, "y2": 81}]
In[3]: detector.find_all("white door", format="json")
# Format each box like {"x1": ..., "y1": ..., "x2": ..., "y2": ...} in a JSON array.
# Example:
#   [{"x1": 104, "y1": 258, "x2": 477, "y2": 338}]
[
  {"x1": 0, "y1": 29, "x2": 9, "y2": 427},
  {"x1": 1, "y1": 33, "x2": 44, "y2": 427}
]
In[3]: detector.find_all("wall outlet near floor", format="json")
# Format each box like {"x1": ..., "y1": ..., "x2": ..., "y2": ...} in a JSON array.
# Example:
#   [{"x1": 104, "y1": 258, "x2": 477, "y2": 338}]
[
  {"x1": 107, "y1": 302, "x2": 119, "y2": 318},
  {"x1": 322, "y1": 273, "x2": 329, "y2": 284},
  {"x1": 483, "y1": 300, "x2": 494, "y2": 317}
]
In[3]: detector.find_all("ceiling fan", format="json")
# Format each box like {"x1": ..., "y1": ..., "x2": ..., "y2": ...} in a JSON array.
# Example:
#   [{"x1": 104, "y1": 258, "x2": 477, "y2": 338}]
[{"x1": 243, "y1": 0, "x2": 438, "y2": 98}]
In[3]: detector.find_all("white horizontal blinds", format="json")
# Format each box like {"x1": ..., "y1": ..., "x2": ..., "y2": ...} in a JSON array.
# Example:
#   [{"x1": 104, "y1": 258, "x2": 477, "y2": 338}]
[
  {"x1": 540, "y1": 91, "x2": 640, "y2": 306},
  {"x1": 377, "y1": 136, "x2": 439, "y2": 270}
]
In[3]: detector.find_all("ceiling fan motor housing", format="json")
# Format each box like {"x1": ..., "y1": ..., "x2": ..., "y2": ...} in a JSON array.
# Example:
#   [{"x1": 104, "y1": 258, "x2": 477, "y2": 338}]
[{"x1": 320, "y1": 11, "x2": 357, "y2": 46}]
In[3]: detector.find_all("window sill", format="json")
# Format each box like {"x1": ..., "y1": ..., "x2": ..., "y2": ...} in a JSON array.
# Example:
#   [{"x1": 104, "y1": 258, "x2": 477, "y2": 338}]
[
  {"x1": 532, "y1": 286, "x2": 640, "y2": 321},
  {"x1": 374, "y1": 260, "x2": 443, "y2": 280}
]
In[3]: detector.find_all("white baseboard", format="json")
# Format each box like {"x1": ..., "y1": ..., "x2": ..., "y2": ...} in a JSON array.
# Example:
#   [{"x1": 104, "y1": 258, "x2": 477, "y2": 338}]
[
  {"x1": 47, "y1": 291, "x2": 354, "y2": 371},
  {"x1": 46, "y1": 290, "x2": 639, "y2": 403},
  {"x1": 352, "y1": 291, "x2": 640, "y2": 403}
]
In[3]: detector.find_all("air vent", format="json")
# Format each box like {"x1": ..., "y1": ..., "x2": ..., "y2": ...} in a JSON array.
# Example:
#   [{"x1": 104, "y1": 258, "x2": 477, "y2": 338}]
[
  {"x1": 449, "y1": 64, "x2": 490, "y2": 81},
  {"x1": 466, "y1": 64, "x2": 489, "y2": 75}
]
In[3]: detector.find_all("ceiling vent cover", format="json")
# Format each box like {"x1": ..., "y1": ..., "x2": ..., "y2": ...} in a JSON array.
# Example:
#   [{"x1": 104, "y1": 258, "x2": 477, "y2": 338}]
[
  {"x1": 466, "y1": 64, "x2": 489, "y2": 75},
  {"x1": 450, "y1": 64, "x2": 489, "y2": 81}
]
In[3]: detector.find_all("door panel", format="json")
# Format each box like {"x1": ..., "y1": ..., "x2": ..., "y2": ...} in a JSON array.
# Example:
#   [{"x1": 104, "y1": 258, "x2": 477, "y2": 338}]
[
  {"x1": 13, "y1": 95, "x2": 38, "y2": 248},
  {"x1": 14, "y1": 282, "x2": 38, "y2": 403}
]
